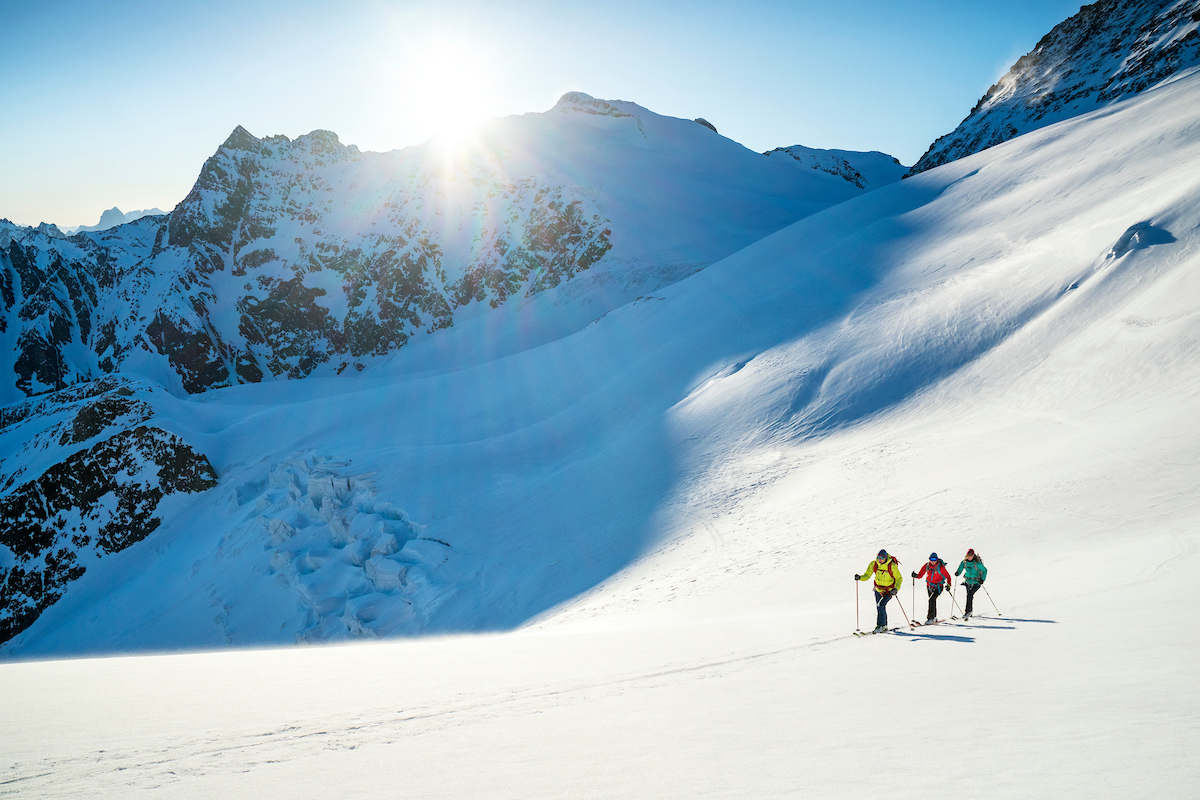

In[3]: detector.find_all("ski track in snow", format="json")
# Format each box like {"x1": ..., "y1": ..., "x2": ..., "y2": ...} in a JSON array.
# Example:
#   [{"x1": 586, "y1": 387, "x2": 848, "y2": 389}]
[{"x1": 0, "y1": 615, "x2": 1039, "y2": 797}]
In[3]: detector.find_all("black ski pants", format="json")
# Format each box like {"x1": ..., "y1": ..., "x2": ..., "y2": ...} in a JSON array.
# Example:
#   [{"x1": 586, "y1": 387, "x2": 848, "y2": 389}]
[
  {"x1": 874, "y1": 589, "x2": 894, "y2": 628},
  {"x1": 965, "y1": 583, "x2": 981, "y2": 615},
  {"x1": 925, "y1": 583, "x2": 944, "y2": 620}
]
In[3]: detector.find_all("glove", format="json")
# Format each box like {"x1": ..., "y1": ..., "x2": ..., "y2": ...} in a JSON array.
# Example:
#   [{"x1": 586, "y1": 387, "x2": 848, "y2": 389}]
[
  {"x1": 854, "y1": 574, "x2": 861, "y2": 580},
  {"x1": 911, "y1": 571, "x2": 918, "y2": 578},
  {"x1": 945, "y1": 583, "x2": 952, "y2": 591}
]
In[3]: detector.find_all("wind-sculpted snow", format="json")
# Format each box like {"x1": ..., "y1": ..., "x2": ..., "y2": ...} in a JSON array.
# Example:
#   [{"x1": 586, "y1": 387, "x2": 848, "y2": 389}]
[
  {"x1": 0, "y1": 379, "x2": 216, "y2": 643},
  {"x1": 764, "y1": 145, "x2": 906, "y2": 189},
  {"x1": 1, "y1": 95, "x2": 866, "y2": 399},
  {"x1": 909, "y1": 0, "x2": 1200, "y2": 175}
]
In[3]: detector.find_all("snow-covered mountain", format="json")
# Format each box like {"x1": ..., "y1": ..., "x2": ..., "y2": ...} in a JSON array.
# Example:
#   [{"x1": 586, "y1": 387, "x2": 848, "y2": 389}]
[
  {"x1": 3, "y1": 3, "x2": 1199, "y2": 794},
  {"x1": 763, "y1": 145, "x2": 906, "y2": 189},
  {"x1": 66, "y1": 206, "x2": 166, "y2": 234},
  {"x1": 0, "y1": 94, "x2": 899, "y2": 645},
  {"x1": 909, "y1": 0, "x2": 1200, "y2": 175},
  {"x1": 4, "y1": 60, "x2": 1199, "y2": 657},
  {"x1": 2, "y1": 36, "x2": 1198, "y2": 799},
  {"x1": 0, "y1": 93, "x2": 875, "y2": 406}
]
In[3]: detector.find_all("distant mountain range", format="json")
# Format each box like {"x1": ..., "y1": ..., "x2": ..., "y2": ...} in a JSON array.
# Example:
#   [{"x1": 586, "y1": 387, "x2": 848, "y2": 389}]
[
  {"x1": 66, "y1": 207, "x2": 166, "y2": 234},
  {"x1": 0, "y1": 93, "x2": 892, "y2": 404}
]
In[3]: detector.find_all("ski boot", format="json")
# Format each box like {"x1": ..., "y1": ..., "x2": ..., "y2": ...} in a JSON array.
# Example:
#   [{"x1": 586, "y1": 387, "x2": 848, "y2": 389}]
[{"x1": 872, "y1": 624, "x2": 886, "y2": 633}]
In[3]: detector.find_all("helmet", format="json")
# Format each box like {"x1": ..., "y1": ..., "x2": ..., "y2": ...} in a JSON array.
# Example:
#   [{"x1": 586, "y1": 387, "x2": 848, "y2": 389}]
[
  {"x1": 929, "y1": 552, "x2": 938, "y2": 561},
  {"x1": 966, "y1": 548, "x2": 976, "y2": 558},
  {"x1": 877, "y1": 549, "x2": 888, "y2": 558}
]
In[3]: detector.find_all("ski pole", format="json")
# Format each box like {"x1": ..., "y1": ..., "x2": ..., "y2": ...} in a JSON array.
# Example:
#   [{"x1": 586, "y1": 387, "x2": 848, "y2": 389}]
[
  {"x1": 947, "y1": 583, "x2": 965, "y2": 617},
  {"x1": 893, "y1": 588, "x2": 915, "y2": 629},
  {"x1": 855, "y1": 580, "x2": 861, "y2": 632},
  {"x1": 983, "y1": 585, "x2": 1003, "y2": 616}
]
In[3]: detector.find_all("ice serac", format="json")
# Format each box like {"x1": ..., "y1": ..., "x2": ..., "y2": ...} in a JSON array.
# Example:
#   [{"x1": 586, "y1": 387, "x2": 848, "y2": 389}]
[
  {"x1": 908, "y1": 0, "x2": 1200, "y2": 175},
  {"x1": 0, "y1": 93, "x2": 868, "y2": 399}
]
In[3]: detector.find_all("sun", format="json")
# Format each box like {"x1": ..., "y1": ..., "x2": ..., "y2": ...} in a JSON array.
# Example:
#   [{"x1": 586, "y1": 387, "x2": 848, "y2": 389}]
[{"x1": 408, "y1": 38, "x2": 494, "y2": 153}]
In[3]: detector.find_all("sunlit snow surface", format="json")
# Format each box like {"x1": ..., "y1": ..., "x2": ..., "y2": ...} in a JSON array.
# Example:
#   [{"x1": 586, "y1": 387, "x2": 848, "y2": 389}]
[{"x1": 3, "y1": 70, "x2": 1200, "y2": 796}]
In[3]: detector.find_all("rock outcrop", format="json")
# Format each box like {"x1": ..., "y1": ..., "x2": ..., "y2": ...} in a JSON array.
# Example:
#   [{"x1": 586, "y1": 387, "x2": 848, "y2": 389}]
[
  {"x1": 0, "y1": 379, "x2": 217, "y2": 644},
  {"x1": 909, "y1": 0, "x2": 1200, "y2": 175}
]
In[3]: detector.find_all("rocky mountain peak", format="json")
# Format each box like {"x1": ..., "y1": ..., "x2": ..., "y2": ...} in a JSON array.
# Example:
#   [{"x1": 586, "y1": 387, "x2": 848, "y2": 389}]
[
  {"x1": 553, "y1": 91, "x2": 634, "y2": 118},
  {"x1": 33, "y1": 222, "x2": 66, "y2": 238},
  {"x1": 909, "y1": 0, "x2": 1200, "y2": 175},
  {"x1": 96, "y1": 206, "x2": 126, "y2": 228},
  {"x1": 220, "y1": 124, "x2": 262, "y2": 153}
]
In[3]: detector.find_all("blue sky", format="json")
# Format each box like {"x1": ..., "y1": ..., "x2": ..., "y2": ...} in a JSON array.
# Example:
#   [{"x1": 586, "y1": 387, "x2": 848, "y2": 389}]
[{"x1": 1, "y1": 0, "x2": 1081, "y2": 227}]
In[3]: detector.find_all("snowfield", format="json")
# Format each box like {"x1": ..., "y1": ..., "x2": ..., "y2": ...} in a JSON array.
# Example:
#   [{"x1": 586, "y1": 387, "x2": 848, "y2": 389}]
[{"x1": 3, "y1": 65, "x2": 1200, "y2": 800}]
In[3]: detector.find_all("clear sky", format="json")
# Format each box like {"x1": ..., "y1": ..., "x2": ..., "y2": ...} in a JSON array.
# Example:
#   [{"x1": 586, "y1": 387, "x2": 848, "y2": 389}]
[{"x1": 1, "y1": 0, "x2": 1082, "y2": 228}]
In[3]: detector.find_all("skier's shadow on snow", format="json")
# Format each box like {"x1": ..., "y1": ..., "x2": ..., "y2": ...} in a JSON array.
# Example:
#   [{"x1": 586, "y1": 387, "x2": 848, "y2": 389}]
[
  {"x1": 977, "y1": 616, "x2": 1056, "y2": 624},
  {"x1": 892, "y1": 631, "x2": 974, "y2": 643},
  {"x1": 950, "y1": 623, "x2": 1015, "y2": 630}
]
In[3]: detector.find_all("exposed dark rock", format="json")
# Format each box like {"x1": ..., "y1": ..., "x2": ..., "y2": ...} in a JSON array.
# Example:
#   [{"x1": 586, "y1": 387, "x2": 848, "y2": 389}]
[
  {"x1": 0, "y1": 425, "x2": 217, "y2": 644},
  {"x1": 0, "y1": 376, "x2": 136, "y2": 433},
  {"x1": 238, "y1": 275, "x2": 339, "y2": 378},
  {"x1": 59, "y1": 393, "x2": 153, "y2": 445},
  {"x1": 146, "y1": 310, "x2": 233, "y2": 394},
  {"x1": 693, "y1": 118, "x2": 718, "y2": 134}
]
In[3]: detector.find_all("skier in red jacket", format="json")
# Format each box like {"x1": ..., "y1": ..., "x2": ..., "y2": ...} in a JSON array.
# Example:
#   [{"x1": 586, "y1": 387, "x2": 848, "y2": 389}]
[{"x1": 912, "y1": 553, "x2": 951, "y2": 623}]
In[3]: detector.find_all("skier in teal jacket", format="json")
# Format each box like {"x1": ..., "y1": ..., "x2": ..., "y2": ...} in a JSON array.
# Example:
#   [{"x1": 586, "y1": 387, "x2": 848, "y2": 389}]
[{"x1": 954, "y1": 548, "x2": 988, "y2": 619}]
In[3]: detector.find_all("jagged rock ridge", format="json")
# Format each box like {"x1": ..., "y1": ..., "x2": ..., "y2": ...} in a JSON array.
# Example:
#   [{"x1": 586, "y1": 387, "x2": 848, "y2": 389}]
[
  {"x1": 0, "y1": 94, "x2": 882, "y2": 645},
  {"x1": 0, "y1": 95, "x2": 870, "y2": 401},
  {"x1": 909, "y1": 0, "x2": 1200, "y2": 175}
]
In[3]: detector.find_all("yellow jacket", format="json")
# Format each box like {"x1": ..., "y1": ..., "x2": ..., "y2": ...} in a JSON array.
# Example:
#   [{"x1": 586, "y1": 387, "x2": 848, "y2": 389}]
[{"x1": 859, "y1": 557, "x2": 902, "y2": 592}]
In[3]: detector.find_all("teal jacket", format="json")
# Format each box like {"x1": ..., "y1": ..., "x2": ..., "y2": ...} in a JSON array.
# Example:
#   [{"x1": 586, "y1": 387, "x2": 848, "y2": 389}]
[{"x1": 955, "y1": 558, "x2": 987, "y2": 585}]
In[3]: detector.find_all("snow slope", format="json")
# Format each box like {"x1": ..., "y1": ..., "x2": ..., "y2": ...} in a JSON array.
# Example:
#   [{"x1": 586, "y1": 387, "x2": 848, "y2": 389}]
[{"x1": 2, "y1": 42, "x2": 1200, "y2": 800}]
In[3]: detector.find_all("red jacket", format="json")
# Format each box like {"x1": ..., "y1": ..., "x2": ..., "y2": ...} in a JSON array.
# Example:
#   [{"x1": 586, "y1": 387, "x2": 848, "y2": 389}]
[{"x1": 917, "y1": 559, "x2": 951, "y2": 586}]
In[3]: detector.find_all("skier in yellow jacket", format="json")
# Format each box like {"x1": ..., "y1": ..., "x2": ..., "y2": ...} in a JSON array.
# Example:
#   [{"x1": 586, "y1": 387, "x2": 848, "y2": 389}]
[{"x1": 856, "y1": 549, "x2": 903, "y2": 633}]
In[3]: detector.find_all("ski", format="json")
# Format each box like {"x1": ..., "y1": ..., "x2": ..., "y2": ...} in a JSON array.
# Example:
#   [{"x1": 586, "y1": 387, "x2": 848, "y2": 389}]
[{"x1": 852, "y1": 626, "x2": 903, "y2": 636}]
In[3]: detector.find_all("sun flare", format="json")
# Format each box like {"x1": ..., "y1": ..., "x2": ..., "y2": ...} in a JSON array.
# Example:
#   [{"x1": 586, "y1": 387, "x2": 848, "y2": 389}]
[{"x1": 407, "y1": 38, "x2": 493, "y2": 155}]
